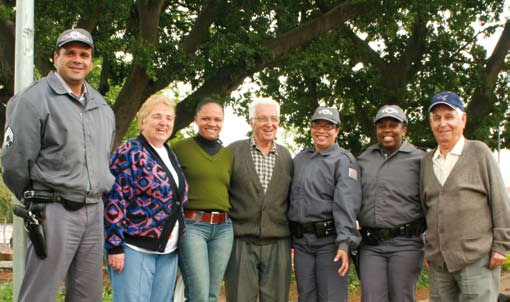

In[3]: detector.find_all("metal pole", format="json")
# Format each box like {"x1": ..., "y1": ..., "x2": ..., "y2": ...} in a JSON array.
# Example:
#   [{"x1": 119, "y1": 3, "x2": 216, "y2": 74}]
[
  {"x1": 14, "y1": 0, "x2": 34, "y2": 300},
  {"x1": 498, "y1": 125, "x2": 501, "y2": 164}
]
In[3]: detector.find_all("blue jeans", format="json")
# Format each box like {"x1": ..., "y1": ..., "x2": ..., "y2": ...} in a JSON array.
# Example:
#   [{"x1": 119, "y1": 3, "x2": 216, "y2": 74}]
[
  {"x1": 179, "y1": 218, "x2": 234, "y2": 302},
  {"x1": 108, "y1": 245, "x2": 178, "y2": 302}
]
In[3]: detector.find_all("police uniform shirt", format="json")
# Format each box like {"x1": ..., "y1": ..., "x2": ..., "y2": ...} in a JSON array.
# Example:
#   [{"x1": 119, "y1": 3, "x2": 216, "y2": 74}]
[
  {"x1": 288, "y1": 143, "x2": 362, "y2": 251},
  {"x1": 357, "y1": 140, "x2": 425, "y2": 229}
]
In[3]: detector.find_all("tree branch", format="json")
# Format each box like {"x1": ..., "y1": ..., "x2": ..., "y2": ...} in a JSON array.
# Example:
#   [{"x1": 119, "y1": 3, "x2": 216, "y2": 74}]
[
  {"x1": 468, "y1": 20, "x2": 510, "y2": 119},
  {"x1": 397, "y1": 16, "x2": 427, "y2": 80},
  {"x1": 338, "y1": 24, "x2": 387, "y2": 71},
  {"x1": 484, "y1": 20, "x2": 510, "y2": 90},
  {"x1": 180, "y1": 0, "x2": 225, "y2": 54},
  {"x1": 173, "y1": 1, "x2": 374, "y2": 133},
  {"x1": 264, "y1": 0, "x2": 376, "y2": 59},
  {"x1": 0, "y1": 17, "x2": 15, "y2": 93},
  {"x1": 112, "y1": 0, "x2": 165, "y2": 146}
]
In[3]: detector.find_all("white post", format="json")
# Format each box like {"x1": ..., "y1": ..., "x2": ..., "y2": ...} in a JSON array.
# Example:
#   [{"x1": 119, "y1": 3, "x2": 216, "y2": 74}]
[{"x1": 13, "y1": 0, "x2": 34, "y2": 300}]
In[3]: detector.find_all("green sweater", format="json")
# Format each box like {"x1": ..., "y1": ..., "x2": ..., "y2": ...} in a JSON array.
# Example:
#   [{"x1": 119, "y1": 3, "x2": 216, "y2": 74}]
[{"x1": 172, "y1": 137, "x2": 233, "y2": 212}]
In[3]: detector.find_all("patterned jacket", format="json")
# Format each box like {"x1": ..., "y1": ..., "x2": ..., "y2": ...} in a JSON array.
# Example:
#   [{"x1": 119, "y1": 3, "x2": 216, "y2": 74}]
[{"x1": 104, "y1": 135, "x2": 188, "y2": 254}]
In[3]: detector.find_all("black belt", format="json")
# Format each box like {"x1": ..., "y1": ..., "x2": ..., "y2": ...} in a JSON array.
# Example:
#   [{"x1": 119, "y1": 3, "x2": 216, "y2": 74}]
[
  {"x1": 289, "y1": 220, "x2": 336, "y2": 238},
  {"x1": 23, "y1": 190, "x2": 88, "y2": 211},
  {"x1": 360, "y1": 218, "x2": 426, "y2": 245}
]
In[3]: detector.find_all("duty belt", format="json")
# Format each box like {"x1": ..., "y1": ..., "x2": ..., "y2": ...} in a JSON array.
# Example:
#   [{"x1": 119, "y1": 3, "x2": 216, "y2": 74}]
[
  {"x1": 23, "y1": 190, "x2": 88, "y2": 211},
  {"x1": 360, "y1": 218, "x2": 426, "y2": 245},
  {"x1": 289, "y1": 219, "x2": 336, "y2": 238}
]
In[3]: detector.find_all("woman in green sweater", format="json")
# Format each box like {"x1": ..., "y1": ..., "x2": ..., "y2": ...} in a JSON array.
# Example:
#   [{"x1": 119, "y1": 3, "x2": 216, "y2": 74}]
[{"x1": 172, "y1": 98, "x2": 233, "y2": 302}]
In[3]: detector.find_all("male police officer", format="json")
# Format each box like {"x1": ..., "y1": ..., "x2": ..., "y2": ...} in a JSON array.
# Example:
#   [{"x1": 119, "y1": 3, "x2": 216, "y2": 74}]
[{"x1": 2, "y1": 28, "x2": 115, "y2": 301}]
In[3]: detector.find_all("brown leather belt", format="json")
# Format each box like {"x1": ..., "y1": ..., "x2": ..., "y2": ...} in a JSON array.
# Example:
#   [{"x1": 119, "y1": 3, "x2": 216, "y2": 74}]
[{"x1": 183, "y1": 210, "x2": 228, "y2": 224}]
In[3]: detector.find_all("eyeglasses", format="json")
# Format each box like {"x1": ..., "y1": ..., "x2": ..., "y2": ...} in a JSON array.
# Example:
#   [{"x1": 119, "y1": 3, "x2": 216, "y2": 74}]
[
  {"x1": 253, "y1": 115, "x2": 280, "y2": 123},
  {"x1": 311, "y1": 121, "x2": 337, "y2": 130}
]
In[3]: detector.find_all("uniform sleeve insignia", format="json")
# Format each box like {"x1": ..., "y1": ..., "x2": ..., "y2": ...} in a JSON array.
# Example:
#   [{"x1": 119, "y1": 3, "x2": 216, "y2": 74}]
[
  {"x1": 348, "y1": 167, "x2": 358, "y2": 180},
  {"x1": 2, "y1": 127, "x2": 14, "y2": 149}
]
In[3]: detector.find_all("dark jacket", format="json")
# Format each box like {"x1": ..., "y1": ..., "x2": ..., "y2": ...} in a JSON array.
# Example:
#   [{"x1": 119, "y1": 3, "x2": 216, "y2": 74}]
[{"x1": 227, "y1": 139, "x2": 293, "y2": 239}]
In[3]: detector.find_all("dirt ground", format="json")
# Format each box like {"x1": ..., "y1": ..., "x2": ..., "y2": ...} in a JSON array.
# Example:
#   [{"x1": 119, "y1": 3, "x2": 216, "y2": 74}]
[
  {"x1": 0, "y1": 269, "x2": 426, "y2": 301},
  {"x1": 0, "y1": 270, "x2": 11, "y2": 282},
  {"x1": 1, "y1": 269, "x2": 507, "y2": 302}
]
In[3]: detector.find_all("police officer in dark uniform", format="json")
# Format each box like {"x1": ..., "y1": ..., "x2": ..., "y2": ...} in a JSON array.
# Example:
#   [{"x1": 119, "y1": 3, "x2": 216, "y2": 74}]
[
  {"x1": 288, "y1": 106, "x2": 362, "y2": 302},
  {"x1": 357, "y1": 105, "x2": 425, "y2": 302}
]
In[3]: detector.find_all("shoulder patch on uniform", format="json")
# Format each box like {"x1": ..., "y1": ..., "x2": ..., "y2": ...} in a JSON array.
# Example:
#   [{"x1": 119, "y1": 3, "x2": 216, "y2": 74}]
[
  {"x1": 3, "y1": 127, "x2": 14, "y2": 149},
  {"x1": 348, "y1": 167, "x2": 358, "y2": 180}
]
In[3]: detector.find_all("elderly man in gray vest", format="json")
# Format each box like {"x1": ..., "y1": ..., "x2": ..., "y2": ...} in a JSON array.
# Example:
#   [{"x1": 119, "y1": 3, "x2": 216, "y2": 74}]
[{"x1": 420, "y1": 91, "x2": 510, "y2": 302}]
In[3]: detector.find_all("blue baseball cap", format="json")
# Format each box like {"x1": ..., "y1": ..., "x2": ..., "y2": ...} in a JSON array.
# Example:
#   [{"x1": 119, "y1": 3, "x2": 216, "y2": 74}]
[{"x1": 428, "y1": 91, "x2": 464, "y2": 112}]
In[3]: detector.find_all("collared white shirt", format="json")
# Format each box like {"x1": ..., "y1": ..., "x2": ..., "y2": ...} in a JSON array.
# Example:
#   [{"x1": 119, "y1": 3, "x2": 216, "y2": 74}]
[{"x1": 432, "y1": 136, "x2": 465, "y2": 186}]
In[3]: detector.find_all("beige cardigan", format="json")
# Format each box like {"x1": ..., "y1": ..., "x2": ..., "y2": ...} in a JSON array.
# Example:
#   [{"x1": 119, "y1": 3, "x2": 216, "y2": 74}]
[{"x1": 420, "y1": 139, "x2": 510, "y2": 272}]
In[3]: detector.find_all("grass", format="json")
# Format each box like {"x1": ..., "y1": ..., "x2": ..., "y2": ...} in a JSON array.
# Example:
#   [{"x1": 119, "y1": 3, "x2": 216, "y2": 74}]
[{"x1": 0, "y1": 273, "x2": 114, "y2": 302}]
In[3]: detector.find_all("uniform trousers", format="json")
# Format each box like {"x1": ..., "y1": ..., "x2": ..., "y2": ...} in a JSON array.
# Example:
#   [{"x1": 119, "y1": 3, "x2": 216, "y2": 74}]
[
  {"x1": 429, "y1": 254, "x2": 500, "y2": 302},
  {"x1": 359, "y1": 236, "x2": 424, "y2": 302},
  {"x1": 19, "y1": 201, "x2": 104, "y2": 302},
  {"x1": 224, "y1": 237, "x2": 291, "y2": 302},
  {"x1": 293, "y1": 242, "x2": 348, "y2": 302}
]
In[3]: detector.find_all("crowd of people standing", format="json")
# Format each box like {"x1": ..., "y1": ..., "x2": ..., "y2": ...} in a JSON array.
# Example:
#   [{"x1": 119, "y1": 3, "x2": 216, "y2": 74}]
[{"x1": 1, "y1": 27, "x2": 509, "y2": 302}]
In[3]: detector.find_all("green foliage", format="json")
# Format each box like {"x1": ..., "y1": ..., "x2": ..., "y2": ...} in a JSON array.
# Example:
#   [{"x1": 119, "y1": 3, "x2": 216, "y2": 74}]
[
  {"x1": 0, "y1": 160, "x2": 13, "y2": 224},
  {"x1": 503, "y1": 254, "x2": 510, "y2": 272},
  {"x1": 0, "y1": 282, "x2": 12, "y2": 301},
  {"x1": 0, "y1": 276, "x2": 114, "y2": 302},
  {"x1": 348, "y1": 266, "x2": 361, "y2": 290},
  {"x1": 0, "y1": 0, "x2": 508, "y2": 153},
  {"x1": 417, "y1": 267, "x2": 430, "y2": 288},
  {"x1": 255, "y1": 0, "x2": 509, "y2": 153},
  {"x1": 0, "y1": 4, "x2": 14, "y2": 21}
]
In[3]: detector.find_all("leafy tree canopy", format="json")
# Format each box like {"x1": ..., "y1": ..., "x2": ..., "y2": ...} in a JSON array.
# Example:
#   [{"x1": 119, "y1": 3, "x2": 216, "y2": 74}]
[{"x1": 0, "y1": 0, "x2": 508, "y2": 154}]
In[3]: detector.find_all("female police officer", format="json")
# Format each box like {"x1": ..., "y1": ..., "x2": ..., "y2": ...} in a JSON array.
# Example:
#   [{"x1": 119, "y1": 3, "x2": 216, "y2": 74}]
[
  {"x1": 288, "y1": 106, "x2": 362, "y2": 302},
  {"x1": 357, "y1": 105, "x2": 425, "y2": 302}
]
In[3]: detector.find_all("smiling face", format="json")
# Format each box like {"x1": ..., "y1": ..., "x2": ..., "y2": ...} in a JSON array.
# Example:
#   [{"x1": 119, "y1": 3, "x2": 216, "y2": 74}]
[
  {"x1": 430, "y1": 104, "x2": 466, "y2": 153},
  {"x1": 195, "y1": 102, "x2": 224, "y2": 140},
  {"x1": 140, "y1": 102, "x2": 175, "y2": 147},
  {"x1": 250, "y1": 103, "x2": 279, "y2": 145},
  {"x1": 311, "y1": 119, "x2": 340, "y2": 152},
  {"x1": 376, "y1": 117, "x2": 407, "y2": 155},
  {"x1": 54, "y1": 42, "x2": 93, "y2": 93}
]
